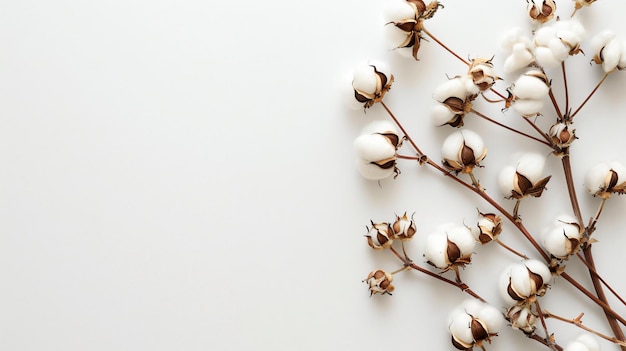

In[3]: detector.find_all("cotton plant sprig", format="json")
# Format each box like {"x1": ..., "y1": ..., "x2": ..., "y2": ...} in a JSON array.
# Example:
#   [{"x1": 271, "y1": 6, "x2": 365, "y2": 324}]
[{"x1": 346, "y1": 0, "x2": 626, "y2": 350}]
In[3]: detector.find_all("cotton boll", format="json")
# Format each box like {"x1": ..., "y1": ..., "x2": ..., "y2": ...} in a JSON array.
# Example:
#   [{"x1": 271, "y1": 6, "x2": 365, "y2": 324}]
[
  {"x1": 591, "y1": 30, "x2": 616, "y2": 56},
  {"x1": 512, "y1": 99, "x2": 544, "y2": 117},
  {"x1": 516, "y1": 153, "x2": 546, "y2": 183},
  {"x1": 477, "y1": 304, "x2": 504, "y2": 333},
  {"x1": 424, "y1": 230, "x2": 449, "y2": 269},
  {"x1": 504, "y1": 43, "x2": 535, "y2": 72},
  {"x1": 534, "y1": 46, "x2": 560, "y2": 68},
  {"x1": 383, "y1": 25, "x2": 412, "y2": 51},
  {"x1": 431, "y1": 103, "x2": 456, "y2": 126},
  {"x1": 619, "y1": 42, "x2": 626, "y2": 69},
  {"x1": 499, "y1": 265, "x2": 519, "y2": 305},
  {"x1": 383, "y1": 0, "x2": 416, "y2": 22},
  {"x1": 446, "y1": 224, "x2": 476, "y2": 256},
  {"x1": 524, "y1": 259, "x2": 552, "y2": 284},
  {"x1": 574, "y1": 334, "x2": 600, "y2": 351},
  {"x1": 549, "y1": 39, "x2": 570, "y2": 61},
  {"x1": 460, "y1": 129, "x2": 485, "y2": 159},
  {"x1": 601, "y1": 39, "x2": 623, "y2": 72},
  {"x1": 501, "y1": 27, "x2": 528, "y2": 52},
  {"x1": 512, "y1": 73, "x2": 549, "y2": 100},
  {"x1": 448, "y1": 311, "x2": 474, "y2": 346},
  {"x1": 352, "y1": 64, "x2": 379, "y2": 94},
  {"x1": 534, "y1": 26, "x2": 557, "y2": 47},
  {"x1": 610, "y1": 161, "x2": 626, "y2": 182},
  {"x1": 509, "y1": 262, "x2": 533, "y2": 298},
  {"x1": 354, "y1": 134, "x2": 396, "y2": 161},
  {"x1": 360, "y1": 120, "x2": 399, "y2": 135},
  {"x1": 565, "y1": 341, "x2": 592, "y2": 351},
  {"x1": 460, "y1": 299, "x2": 483, "y2": 316},
  {"x1": 433, "y1": 77, "x2": 469, "y2": 102},
  {"x1": 584, "y1": 163, "x2": 611, "y2": 194},
  {"x1": 441, "y1": 131, "x2": 465, "y2": 160},
  {"x1": 499, "y1": 166, "x2": 517, "y2": 196},
  {"x1": 357, "y1": 159, "x2": 396, "y2": 180}
]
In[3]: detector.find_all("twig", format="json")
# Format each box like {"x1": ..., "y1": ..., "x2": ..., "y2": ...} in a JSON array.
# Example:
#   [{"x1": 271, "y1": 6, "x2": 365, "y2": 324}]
[
  {"x1": 571, "y1": 73, "x2": 610, "y2": 119},
  {"x1": 471, "y1": 109, "x2": 551, "y2": 146},
  {"x1": 545, "y1": 311, "x2": 626, "y2": 347}
]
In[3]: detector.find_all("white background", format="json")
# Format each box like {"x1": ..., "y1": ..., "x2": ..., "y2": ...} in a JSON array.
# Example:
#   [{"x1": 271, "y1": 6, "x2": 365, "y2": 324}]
[{"x1": 1, "y1": 0, "x2": 626, "y2": 350}]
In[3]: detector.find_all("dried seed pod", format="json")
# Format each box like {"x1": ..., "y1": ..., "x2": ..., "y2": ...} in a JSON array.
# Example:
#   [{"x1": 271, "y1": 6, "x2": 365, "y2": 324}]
[
  {"x1": 365, "y1": 221, "x2": 394, "y2": 250},
  {"x1": 499, "y1": 153, "x2": 551, "y2": 199},
  {"x1": 441, "y1": 129, "x2": 487, "y2": 174},
  {"x1": 505, "y1": 305, "x2": 538, "y2": 334},
  {"x1": 364, "y1": 269, "x2": 395, "y2": 296},
  {"x1": 425, "y1": 223, "x2": 476, "y2": 272},
  {"x1": 549, "y1": 122, "x2": 577, "y2": 149},
  {"x1": 499, "y1": 259, "x2": 552, "y2": 306},
  {"x1": 527, "y1": 0, "x2": 556, "y2": 24},
  {"x1": 471, "y1": 210, "x2": 503, "y2": 244},
  {"x1": 352, "y1": 62, "x2": 394, "y2": 109},
  {"x1": 584, "y1": 161, "x2": 626, "y2": 198},
  {"x1": 392, "y1": 212, "x2": 417, "y2": 240},
  {"x1": 468, "y1": 57, "x2": 498, "y2": 91},
  {"x1": 541, "y1": 215, "x2": 583, "y2": 259}
]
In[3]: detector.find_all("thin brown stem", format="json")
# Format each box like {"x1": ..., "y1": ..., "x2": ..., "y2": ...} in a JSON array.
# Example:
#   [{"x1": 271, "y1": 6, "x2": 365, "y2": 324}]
[
  {"x1": 471, "y1": 109, "x2": 551, "y2": 146},
  {"x1": 571, "y1": 72, "x2": 610, "y2": 119},
  {"x1": 513, "y1": 199, "x2": 522, "y2": 222},
  {"x1": 529, "y1": 334, "x2": 563, "y2": 351},
  {"x1": 522, "y1": 117, "x2": 553, "y2": 145},
  {"x1": 588, "y1": 198, "x2": 607, "y2": 235},
  {"x1": 494, "y1": 238, "x2": 529, "y2": 259},
  {"x1": 382, "y1": 101, "x2": 626, "y2": 324},
  {"x1": 562, "y1": 61, "x2": 570, "y2": 118},
  {"x1": 584, "y1": 246, "x2": 626, "y2": 348},
  {"x1": 388, "y1": 247, "x2": 486, "y2": 302},
  {"x1": 562, "y1": 154, "x2": 584, "y2": 226},
  {"x1": 549, "y1": 89, "x2": 563, "y2": 119},
  {"x1": 545, "y1": 311, "x2": 626, "y2": 347},
  {"x1": 576, "y1": 252, "x2": 626, "y2": 307},
  {"x1": 421, "y1": 28, "x2": 469, "y2": 66},
  {"x1": 534, "y1": 301, "x2": 558, "y2": 351},
  {"x1": 560, "y1": 272, "x2": 626, "y2": 326},
  {"x1": 381, "y1": 101, "x2": 425, "y2": 157}
]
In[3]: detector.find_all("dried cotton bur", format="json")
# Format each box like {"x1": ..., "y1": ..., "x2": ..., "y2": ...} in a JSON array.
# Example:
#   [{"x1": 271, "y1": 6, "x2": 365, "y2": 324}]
[{"x1": 348, "y1": 1, "x2": 626, "y2": 350}]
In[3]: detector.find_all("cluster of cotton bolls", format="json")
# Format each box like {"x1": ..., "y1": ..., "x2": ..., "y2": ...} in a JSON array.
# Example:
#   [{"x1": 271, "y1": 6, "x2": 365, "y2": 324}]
[
  {"x1": 501, "y1": 18, "x2": 584, "y2": 72},
  {"x1": 364, "y1": 213, "x2": 417, "y2": 250},
  {"x1": 353, "y1": 120, "x2": 404, "y2": 181},
  {"x1": 448, "y1": 299, "x2": 503, "y2": 350}
]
